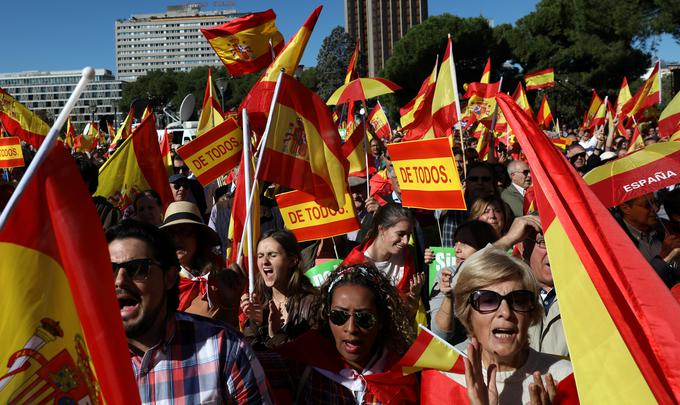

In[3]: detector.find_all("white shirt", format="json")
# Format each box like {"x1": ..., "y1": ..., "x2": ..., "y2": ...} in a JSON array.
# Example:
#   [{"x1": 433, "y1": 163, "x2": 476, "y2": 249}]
[{"x1": 512, "y1": 182, "x2": 526, "y2": 197}]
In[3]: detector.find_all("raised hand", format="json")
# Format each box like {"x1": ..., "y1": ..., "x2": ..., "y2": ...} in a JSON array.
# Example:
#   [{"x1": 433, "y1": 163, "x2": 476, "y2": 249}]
[{"x1": 464, "y1": 337, "x2": 499, "y2": 405}]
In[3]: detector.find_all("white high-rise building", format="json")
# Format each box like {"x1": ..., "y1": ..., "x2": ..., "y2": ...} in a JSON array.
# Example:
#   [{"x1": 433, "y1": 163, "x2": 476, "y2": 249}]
[
  {"x1": 0, "y1": 69, "x2": 122, "y2": 128},
  {"x1": 115, "y1": 4, "x2": 245, "y2": 81}
]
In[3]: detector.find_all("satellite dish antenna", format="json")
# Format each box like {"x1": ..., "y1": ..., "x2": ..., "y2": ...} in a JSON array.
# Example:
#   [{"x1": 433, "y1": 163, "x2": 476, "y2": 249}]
[
  {"x1": 179, "y1": 94, "x2": 196, "y2": 122},
  {"x1": 130, "y1": 98, "x2": 147, "y2": 119}
]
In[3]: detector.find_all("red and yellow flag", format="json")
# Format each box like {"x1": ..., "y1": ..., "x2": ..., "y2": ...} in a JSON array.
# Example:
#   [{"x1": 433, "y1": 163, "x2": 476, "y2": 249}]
[
  {"x1": 96, "y1": 114, "x2": 173, "y2": 211},
  {"x1": 368, "y1": 101, "x2": 391, "y2": 140},
  {"x1": 201, "y1": 9, "x2": 284, "y2": 77},
  {"x1": 627, "y1": 124, "x2": 644, "y2": 153},
  {"x1": 159, "y1": 128, "x2": 173, "y2": 175},
  {"x1": 480, "y1": 57, "x2": 491, "y2": 84},
  {"x1": 615, "y1": 77, "x2": 633, "y2": 120},
  {"x1": 64, "y1": 117, "x2": 76, "y2": 150},
  {"x1": 582, "y1": 90, "x2": 603, "y2": 129},
  {"x1": 0, "y1": 146, "x2": 139, "y2": 403},
  {"x1": 463, "y1": 81, "x2": 501, "y2": 124},
  {"x1": 240, "y1": 6, "x2": 322, "y2": 133},
  {"x1": 345, "y1": 41, "x2": 360, "y2": 84},
  {"x1": 259, "y1": 73, "x2": 348, "y2": 210},
  {"x1": 400, "y1": 61, "x2": 437, "y2": 140},
  {"x1": 622, "y1": 61, "x2": 661, "y2": 119},
  {"x1": 227, "y1": 152, "x2": 259, "y2": 264},
  {"x1": 473, "y1": 123, "x2": 491, "y2": 161},
  {"x1": 197, "y1": 68, "x2": 225, "y2": 137},
  {"x1": 524, "y1": 67, "x2": 555, "y2": 90},
  {"x1": 590, "y1": 98, "x2": 608, "y2": 128},
  {"x1": 0, "y1": 137, "x2": 24, "y2": 168},
  {"x1": 431, "y1": 36, "x2": 460, "y2": 138},
  {"x1": 0, "y1": 88, "x2": 50, "y2": 149},
  {"x1": 536, "y1": 95, "x2": 553, "y2": 128},
  {"x1": 499, "y1": 92, "x2": 680, "y2": 404},
  {"x1": 109, "y1": 108, "x2": 135, "y2": 152},
  {"x1": 659, "y1": 90, "x2": 680, "y2": 139},
  {"x1": 341, "y1": 120, "x2": 375, "y2": 177}
]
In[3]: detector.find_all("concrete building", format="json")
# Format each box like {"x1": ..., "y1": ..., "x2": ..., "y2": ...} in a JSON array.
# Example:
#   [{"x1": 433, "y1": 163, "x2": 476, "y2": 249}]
[
  {"x1": 0, "y1": 69, "x2": 122, "y2": 128},
  {"x1": 344, "y1": 0, "x2": 428, "y2": 76},
  {"x1": 115, "y1": 4, "x2": 245, "y2": 81}
]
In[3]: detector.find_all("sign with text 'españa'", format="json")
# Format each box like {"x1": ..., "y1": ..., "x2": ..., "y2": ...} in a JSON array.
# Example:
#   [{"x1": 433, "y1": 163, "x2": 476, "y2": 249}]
[
  {"x1": 276, "y1": 190, "x2": 359, "y2": 242},
  {"x1": 176, "y1": 118, "x2": 242, "y2": 186},
  {"x1": 387, "y1": 138, "x2": 466, "y2": 210},
  {"x1": 0, "y1": 137, "x2": 24, "y2": 168}
]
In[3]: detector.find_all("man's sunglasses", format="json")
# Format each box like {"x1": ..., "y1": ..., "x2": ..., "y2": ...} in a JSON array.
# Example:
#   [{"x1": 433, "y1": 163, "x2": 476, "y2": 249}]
[
  {"x1": 329, "y1": 309, "x2": 377, "y2": 329},
  {"x1": 468, "y1": 289, "x2": 535, "y2": 314},
  {"x1": 172, "y1": 182, "x2": 190, "y2": 190},
  {"x1": 112, "y1": 258, "x2": 161, "y2": 281},
  {"x1": 569, "y1": 152, "x2": 586, "y2": 162}
]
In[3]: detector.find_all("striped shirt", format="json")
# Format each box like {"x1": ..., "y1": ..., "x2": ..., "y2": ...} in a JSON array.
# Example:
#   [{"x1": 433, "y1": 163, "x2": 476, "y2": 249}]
[{"x1": 130, "y1": 311, "x2": 272, "y2": 404}]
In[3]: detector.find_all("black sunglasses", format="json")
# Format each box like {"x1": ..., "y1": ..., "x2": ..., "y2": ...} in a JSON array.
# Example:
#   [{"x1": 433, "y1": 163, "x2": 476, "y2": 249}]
[
  {"x1": 569, "y1": 152, "x2": 586, "y2": 162},
  {"x1": 112, "y1": 258, "x2": 160, "y2": 281},
  {"x1": 172, "y1": 182, "x2": 189, "y2": 190},
  {"x1": 466, "y1": 176, "x2": 492, "y2": 183},
  {"x1": 173, "y1": 165, "x2": 190, "y2": 174},
  {"x1": 329, "y1": 309, "x2": 377, "y2": 329},
  {"x1": 469, "y1": 290, "x2": 536, "y2": 314}
]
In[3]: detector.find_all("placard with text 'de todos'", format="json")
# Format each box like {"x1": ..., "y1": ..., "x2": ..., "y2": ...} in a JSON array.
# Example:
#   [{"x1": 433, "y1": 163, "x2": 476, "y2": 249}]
[
  {"x1": 386, "y1": 137, "x2": 466, "y2": 210},
  {"x1": 276, "y1": 190, "x2": 360, "y2": 242},
  {"x1": 0, "y1": 137, "x2": 24, "y2": 168},
  {"x1": 176, "y1": 118, "x2": 242, "y2": 186}
]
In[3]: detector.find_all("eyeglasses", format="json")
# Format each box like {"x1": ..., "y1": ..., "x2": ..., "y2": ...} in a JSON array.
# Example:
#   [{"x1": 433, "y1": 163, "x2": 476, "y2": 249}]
[
  {"x1": 468, "y1": 289, "x2": 536, "y2": 314},
  {"x1": 329, "y1": 309, "x2": 377, "y2": 329},
  {"x1": 112, "y1": 258, "x2": 161, "y2": 281},
  {"x1": 466, "y1": 176, "x2": 492, "y2": 183},
  {"x1": 172, "y1": 182, "x2": 189, "y2": 190},
  {"x1": 569, "y1": 152, "x2": 586, "y2": 162},
  {"x1": 524, "y1": 236, "x2": 546, "y2": 249},
  {"x1": 173, "y1": 165, "x2": 190, "y2": 175}
]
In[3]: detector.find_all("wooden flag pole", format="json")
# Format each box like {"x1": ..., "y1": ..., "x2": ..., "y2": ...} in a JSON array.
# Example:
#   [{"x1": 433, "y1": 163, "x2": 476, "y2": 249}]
[
  {"x1": 241, "y1": 108, "x2": 256, "y2": 297},
  {"x1": 0, "y1": 67, "x2": 95, "y2": 232}
]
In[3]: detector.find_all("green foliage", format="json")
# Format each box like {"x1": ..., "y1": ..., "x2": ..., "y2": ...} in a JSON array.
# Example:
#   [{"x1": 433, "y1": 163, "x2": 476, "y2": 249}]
[
  {"x1": 299, "y1": 67, "x2": 319, "y2": 92},
  {"x1": 315, "y1": 26, "x2": 355, "y2": 100}
]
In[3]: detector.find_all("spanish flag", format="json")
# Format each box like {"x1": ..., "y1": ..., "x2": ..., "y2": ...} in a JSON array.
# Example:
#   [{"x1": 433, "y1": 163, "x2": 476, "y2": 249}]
[
  {"x1": 536, "y1": 95, "x2": 553, "y2": 128},
  {"x1": 431, "y1": 35, "x2": 460, "y2": 138},
  {"x1": 64, "y1": 117, "x2": 76, "y2": 150},
  {"x1": 240, "y1": 6, "x2": 322, "y2": 133},
  {"x1": 498, "y1": 92, "x2": 680, "y2": 404},
  {"x1": 0, "y1": 146, "x2": 139, "y2": 403},
  {"x1": 463, "y1": 81, "x2": 501, "y2": 124},
  {"x1": 227, "y1": 152, "x2": 259, "y2": 265},
  {"x1": 615, "y1": 77, "x2": 633, "y2": 120},
  {"x1": 109, "y1": 108, "x2": 134, "y2": 152},
  {"x1": 627, "y1": 123, "x2": 644, "y2": 153},
  {"x1": 590, "y1": 97, "x2": 608, "y2": 128},
  {"x1": 345, "y1": 41, "x2": 360, "y2": 84},
  {"x1": 480, "y1": 57, "x2": 491, "y2": 84},
  {"x1": 159, "y1": 128, "x2": 173, "y2": 175},
  {"x1": 0, "y1": 88, "x2": 50, "y2": 149},
  {"x1": 658, "y1": 90, "x2": 680, "y2": 139},
  {"x1": 400, "y1": 61, "x2": 437, "y2": 140},
  {"x1": 474, "y1": 123, "x2": 491, "y2": 161},
  {"x1": 341, "y1": 120, "x2": 375, "y2": 177},
  {"x1": 582, "y1": 90, "x2": 603, "y2": 129},
  {"x1": 196, "y1": 68, "x2": 225, "y2": 137},
  {"x1": 622, "y1": 61, "x2": 661, "y2": 119},
  {"x1": 368, "y1": 101, "x2": 391, "y2": 140},
  {"x1": 95, "y1": 114, "x2": 173, "y2": 211},
  {"x1": 201, "y1": 9, "x2": 284, "y2": 77},
  {"x1": 258, "y1": 73, "x2": 348, "y2": 210},
  {"x1": 524, "y1": 67, "x2": 555, "y2": 90}
]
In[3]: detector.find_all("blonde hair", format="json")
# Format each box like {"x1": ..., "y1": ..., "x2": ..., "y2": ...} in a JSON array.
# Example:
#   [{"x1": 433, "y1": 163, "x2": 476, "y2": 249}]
[{"x1": 453, "y1": 247, "x2": 541, "y2": 334}]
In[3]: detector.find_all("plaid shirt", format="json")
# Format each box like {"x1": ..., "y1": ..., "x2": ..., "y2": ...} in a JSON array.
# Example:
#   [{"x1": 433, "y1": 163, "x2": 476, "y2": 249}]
[
  {"x1": 130, "y1": 311, "x2": 272, "y2": 404},
  {"x1": 440, "y1": 210, "x2": 469, "y2": 247}
]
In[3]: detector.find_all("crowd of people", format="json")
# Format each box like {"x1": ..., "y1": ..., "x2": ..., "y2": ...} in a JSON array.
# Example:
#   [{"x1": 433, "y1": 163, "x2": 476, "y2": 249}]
[{"x1": 2, "y1": 112, "x2": 679, "y2": 404}]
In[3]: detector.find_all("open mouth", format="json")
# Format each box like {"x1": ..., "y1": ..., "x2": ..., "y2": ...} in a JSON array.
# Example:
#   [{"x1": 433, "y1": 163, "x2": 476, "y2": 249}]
[
  {"x1": 343, "y1": 340, "x2": 363, "y2": 354},
  {"x1": 492, "y1": 327, "x2": 518, "y2": 341},
  {"x1": 262, "y1": 267, "x2": 274, "y2": 276},
  {"x1": 117, "y1": 292, "x2": 140, "y2": 318}
]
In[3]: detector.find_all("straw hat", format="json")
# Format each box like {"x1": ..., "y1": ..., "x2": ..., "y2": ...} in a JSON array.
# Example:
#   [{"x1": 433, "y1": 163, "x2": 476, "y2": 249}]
[{"x1": 160, "y1": 201, "x2": 221, "y2": 246}]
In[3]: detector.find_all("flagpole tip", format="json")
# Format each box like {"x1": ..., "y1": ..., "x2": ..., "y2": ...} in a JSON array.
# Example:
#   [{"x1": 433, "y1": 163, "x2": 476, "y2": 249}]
[{"x1": 82, "y1": 67, "x2": 95, "y2": 80}]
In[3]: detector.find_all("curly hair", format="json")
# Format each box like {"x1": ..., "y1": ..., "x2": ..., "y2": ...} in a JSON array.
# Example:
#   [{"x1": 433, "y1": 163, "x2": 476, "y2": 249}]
[{"x1": 317, "y1": 263, "x2": 415, "y2": 356}]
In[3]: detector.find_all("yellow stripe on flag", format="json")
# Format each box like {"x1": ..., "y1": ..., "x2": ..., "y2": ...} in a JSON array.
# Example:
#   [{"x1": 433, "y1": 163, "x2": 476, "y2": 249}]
[{"x1": 392, "y1": 158, "x2": 460, "y2": 192}]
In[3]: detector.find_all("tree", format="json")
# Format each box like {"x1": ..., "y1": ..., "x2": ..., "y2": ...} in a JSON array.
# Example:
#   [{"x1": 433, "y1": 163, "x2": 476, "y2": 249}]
[
  {"x1": 381, "y1": 14, "x2": 513, "y2": 121},
  {"x1": 299, "y1": 67, "x2": 319, "y2": 92},
  {"x1": 315, "y1": 26, "x2": 355, "y2": 100}
]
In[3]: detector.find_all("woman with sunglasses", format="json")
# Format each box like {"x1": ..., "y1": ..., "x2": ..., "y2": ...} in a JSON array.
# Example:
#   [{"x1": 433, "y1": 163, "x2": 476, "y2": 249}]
[
  {"x1": 240, "y1": 230, "x2": 318, "y2": 348},
  {"x1": 440, "y1": 246, "x2": 575, "y2": 404},
  {"x1": 287, "y1": 264, "x2": 418, "y2": 404}
]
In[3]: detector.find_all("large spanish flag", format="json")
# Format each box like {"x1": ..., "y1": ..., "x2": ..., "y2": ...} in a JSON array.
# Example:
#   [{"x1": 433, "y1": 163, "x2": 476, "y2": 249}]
[
  {"x1": 0, "y1": 146, "x2": 139, "y2": 403},
  {"x1": 95, "y1": 114, "x2": 173, "y2": 211},
  {"x1": 524, "y1": 67, "x2": 555, "y2": 90},
  {"x1": 201, "y1": 9, "x2": 284, "y2": 77},
  {"x1": 431, "y1": 36, "x2": 460, "y2": 138},
  {"x1": 659, "y1": 90, "x2": 680, "y2": 139},
  {"x1": 498, "y1": 92, "x2": 680, "y2": 404},
  {"x1": 240, "y1": 6, "x2": 322, "y2": 133},
  {"x1": 584, "y1": 142, "x2": 680, "y2": 207},
  {"x1": 0, "y1": 88, "x2": 50, "y2": 149},
  {"x1": 622, "y1": 61, "x2": 661, "y2": 119},
  {"x1": 196, "y1": 68, "x2": 225, "y2": 137},
  {"x1": 400, "y1": 61, "x2": 437, "y2": 140},
  {"x1": 258, "y1": 73, "x2": 348, "y2": 210}
]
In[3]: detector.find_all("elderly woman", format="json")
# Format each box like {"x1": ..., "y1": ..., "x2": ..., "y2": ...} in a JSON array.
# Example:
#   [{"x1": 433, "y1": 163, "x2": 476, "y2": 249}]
[{"x1": 450, "y1": 247, "x2": 575, "y2": 404}]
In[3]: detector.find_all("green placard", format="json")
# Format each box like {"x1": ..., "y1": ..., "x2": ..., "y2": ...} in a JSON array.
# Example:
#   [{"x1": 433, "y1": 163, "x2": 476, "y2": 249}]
[
  {"x1": 304, "y1": 259, "x2": 343, "y2": 287},
  {"x1": 428, "y1": 247, "x2": 457, "y2": 293}
]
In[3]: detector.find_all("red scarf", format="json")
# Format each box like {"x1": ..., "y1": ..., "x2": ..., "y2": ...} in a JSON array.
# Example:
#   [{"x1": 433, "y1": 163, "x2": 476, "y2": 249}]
[
  {"x1": 177, "y1": 273, "x2": 209, "y2": 311},
  {"x1": 342, "y1": 240, "x2": 416, "y2": 293}
]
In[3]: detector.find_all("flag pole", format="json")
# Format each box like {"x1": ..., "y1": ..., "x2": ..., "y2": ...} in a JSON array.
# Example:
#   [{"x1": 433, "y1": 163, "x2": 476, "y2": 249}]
[
  {"x1": 658, "y1": 59, "x2": 662, "y2": 105},
  {"x1": 236, "y1": 70, "x2": 285, "y2": 264},
  {"x1": 241, "y1": 108, "x2": 256, "y2": 297},
  {"x1": 488, "y1": 77, "x2": 503, "y2": 163},
  {"x1": 447, "y1": 34, "x2": 465, "y2": 178},
  {"x1": 0, "y1": 67, "x2": 95, "y2": 232},
  {"x1": 360, "y1": 104, "x2": 370, "y2": 197}
]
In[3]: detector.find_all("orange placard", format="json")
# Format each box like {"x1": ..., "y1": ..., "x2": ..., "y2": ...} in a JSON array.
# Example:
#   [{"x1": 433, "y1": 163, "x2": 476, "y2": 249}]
[
  {"x1": 176, "y1": 118, "x2": 242, "y2": 186},
  {"x1": 0, "y1": 137, "x2": 24, "y2": 168},
  {"x1": 386, "y1": 137, "x2": 466, "y2": 210},
  {"x1": 276, "y1": 190, "x2": 360, "y2": 242}
]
